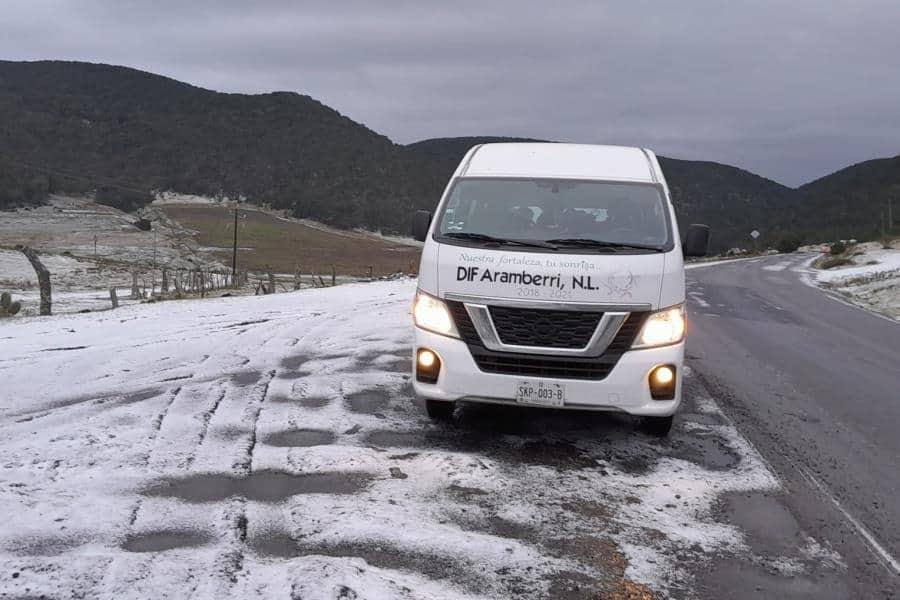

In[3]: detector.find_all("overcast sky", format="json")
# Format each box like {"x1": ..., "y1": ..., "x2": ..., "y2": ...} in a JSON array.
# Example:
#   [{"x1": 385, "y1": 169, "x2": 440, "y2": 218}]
[{"x1": 2, "y1": 1, "x2": 899, "y2": 186}]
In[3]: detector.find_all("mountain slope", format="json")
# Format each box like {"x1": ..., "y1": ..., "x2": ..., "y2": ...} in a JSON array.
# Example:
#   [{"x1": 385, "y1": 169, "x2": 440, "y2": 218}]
[
  {"x1": 0, "y1": 60, "x2": 421, "y2": 229},
  {"x1": 657, "y1": 156, "x2": 793, "y2": 249},
  {"x1": 792, "y1": 155, "x2": 900, "y2": 241}
]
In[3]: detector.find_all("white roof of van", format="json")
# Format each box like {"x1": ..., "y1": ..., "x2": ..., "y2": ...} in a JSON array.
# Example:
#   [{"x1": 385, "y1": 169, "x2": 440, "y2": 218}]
[{"x1": 460, "y1": 143, "x2": 657, "y2": 182}]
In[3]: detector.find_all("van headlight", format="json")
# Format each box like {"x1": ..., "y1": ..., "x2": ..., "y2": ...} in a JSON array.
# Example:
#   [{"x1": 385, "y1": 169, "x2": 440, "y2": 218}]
[
  {"x1": 632, "y1": 304, "x2": 685, "y2": 348},
  {"x1": 413, "y1": 290, "x2": 459, "y2": 338}
]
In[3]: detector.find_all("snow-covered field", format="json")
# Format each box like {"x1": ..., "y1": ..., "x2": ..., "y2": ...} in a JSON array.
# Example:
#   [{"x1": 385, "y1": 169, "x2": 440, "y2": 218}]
[
  {"x1": 1, "y1": 195, "x2": 231, "y2": 315},
  {"x1": 808, "y1": 241, "x2": 900, "y2": 320},
  {"x1": 0, "y1": 196, "x2": 213, "y2": 267},
  {"x1": 0, "y1": 280, "x2": 835, "y2": 598}
]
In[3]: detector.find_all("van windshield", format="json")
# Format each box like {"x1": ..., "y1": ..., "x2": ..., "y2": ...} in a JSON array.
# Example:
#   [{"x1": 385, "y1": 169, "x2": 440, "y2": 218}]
[{"x1": 436, "y1": 178, "x2": 671, "y2": 251}]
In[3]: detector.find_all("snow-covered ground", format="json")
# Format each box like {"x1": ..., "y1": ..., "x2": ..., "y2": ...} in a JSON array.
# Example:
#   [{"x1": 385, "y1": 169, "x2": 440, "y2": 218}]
[
  {"x1": 1, "y1": 195, "x2": 232, "y2": 315},
  {"x1": 1, "y1": 280, "x2": 838, "y2": 598},
  {"x1": 0, "y1": 195, "x2": 215, "y2": 268},
  {"x1": 808, "y1": 241, "x2": 900, "y2": 320}
]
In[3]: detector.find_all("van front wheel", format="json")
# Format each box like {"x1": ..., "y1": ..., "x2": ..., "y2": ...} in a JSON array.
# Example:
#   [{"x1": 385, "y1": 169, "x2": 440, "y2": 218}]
[
  {"x1": 426, "y1": 399, "x2": 455, "y2": 421},
  {"x1": 641, "y1": 415, "x2": 673, "y2": 437}
]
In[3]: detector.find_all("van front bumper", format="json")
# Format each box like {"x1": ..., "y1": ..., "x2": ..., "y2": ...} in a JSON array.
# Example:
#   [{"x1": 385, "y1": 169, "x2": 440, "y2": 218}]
[{"x1": 412, "y1": 327, "x2": 683, "y2": 416}]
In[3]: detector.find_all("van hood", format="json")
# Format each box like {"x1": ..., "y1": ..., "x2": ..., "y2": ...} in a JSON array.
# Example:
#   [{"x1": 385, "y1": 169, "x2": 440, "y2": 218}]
[{"x1": 436, "y1": 244, "x2": 667, "y2": 308}]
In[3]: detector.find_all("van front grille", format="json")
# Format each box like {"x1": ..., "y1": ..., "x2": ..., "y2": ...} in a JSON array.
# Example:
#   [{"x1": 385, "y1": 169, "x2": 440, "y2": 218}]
[
  {"x1": 445, "y1": 300, "x2": 648, "y2": 381},
  {"x1": 488, "y1": 305, "x2": 602, "y2": 348}
]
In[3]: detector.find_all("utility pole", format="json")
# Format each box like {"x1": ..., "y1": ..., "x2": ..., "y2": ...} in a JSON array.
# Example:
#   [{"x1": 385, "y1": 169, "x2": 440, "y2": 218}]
[
  {"x1": 232, "y1": 208, "x2": 239, "y2": 277},
  {"x1": 889, "y1": 194, "x2": 895, "y2": 232}
]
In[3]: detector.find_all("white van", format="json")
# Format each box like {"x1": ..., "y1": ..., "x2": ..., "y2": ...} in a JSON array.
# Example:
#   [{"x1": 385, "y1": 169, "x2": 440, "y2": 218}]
[{"x1": 411, "y1": 143, "x2": 709, "y2": 436}]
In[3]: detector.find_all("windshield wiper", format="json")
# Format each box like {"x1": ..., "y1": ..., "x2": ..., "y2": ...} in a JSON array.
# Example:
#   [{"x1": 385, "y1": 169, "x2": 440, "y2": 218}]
[
  {"x1": 545, "y1": 238, "x2": 663, "y2": 252},
  {"x1": 443, "y1": 232, "x2": 558, "y2": 250}
]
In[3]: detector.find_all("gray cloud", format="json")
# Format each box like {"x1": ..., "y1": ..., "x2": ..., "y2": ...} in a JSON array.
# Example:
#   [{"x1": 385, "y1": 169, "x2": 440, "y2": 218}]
[{"x1": 2, "y1": 0, "x2": 899, "y2": 185}]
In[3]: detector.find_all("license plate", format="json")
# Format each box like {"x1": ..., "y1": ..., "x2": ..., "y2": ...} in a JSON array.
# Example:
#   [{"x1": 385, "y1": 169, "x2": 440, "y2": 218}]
[{"x1": 515, "y1": 380, "x2": 566, "y2": 407}]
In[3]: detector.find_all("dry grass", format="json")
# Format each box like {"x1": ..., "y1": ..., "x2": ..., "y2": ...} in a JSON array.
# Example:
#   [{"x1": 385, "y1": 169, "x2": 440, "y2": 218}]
[
  {"x1": 817, "y1": 255, "x2": 854, "y2": 269},
  {"x1": 160, "y1": 204, "x2": 421, "y2": 277}
]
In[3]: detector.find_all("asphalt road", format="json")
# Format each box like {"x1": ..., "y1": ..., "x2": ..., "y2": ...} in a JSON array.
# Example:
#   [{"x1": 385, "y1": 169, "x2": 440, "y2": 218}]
[{"x1": 686, "y1": 254, "x2": 900, "y2": 597}]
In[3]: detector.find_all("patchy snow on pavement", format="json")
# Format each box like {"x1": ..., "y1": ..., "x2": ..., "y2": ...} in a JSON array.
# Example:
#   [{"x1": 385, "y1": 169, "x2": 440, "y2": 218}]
[
  {"x1": 761, "y1": 260, "x2": 793, "y2": 271},
  {"x1": 0, "y1": 280, "x2": 819, "y2": 598}
]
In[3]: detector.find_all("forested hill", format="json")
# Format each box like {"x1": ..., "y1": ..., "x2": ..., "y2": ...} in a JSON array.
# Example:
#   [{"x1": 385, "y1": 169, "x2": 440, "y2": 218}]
[
  {"x1": 0, "y1": 60, "x2": 425, "y2": 229},
  {"x1": 1, "y1": 60, "x2": 895, "y2": 251},
  {"x1": 791, "y1": 155, "x2": 900, "y2": 242}
]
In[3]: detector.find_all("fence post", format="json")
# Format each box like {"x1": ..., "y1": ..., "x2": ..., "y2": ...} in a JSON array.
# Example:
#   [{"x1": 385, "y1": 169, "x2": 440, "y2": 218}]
[
  {"x1": 331, "y1": 265, "x2": 336, "y2": 286},
  {"x1": 267, "y1": 267, "x2": 276, "y2": 295},
  {"x1": 367, "y1": 266, "x2": 373, "y2": 279},
  {"x1": 130, "y1": 271, "x2": 140, "y2": 300},
  {"x1": 109, "y1": 287, "x2": 119, "y2": 309}
]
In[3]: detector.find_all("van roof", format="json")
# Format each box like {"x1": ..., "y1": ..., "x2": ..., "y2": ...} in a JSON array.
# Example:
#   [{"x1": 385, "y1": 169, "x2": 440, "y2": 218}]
[{"x1": 460, "y1": 143, "x2": 657, "y2": 183}]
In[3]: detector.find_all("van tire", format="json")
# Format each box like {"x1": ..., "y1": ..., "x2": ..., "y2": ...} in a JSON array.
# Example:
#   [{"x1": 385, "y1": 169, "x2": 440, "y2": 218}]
[
  {"x1": 426, "y1": 399, "x2": 455, "y2": 421},
  {"x1": 641, "y1": 415, "x2": 673, "y2": 437}
]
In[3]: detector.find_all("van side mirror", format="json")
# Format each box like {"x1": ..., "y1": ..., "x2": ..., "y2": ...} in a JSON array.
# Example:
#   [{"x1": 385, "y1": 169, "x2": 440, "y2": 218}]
[
  {"x1": 683, "y1": 224, "x2": 711, "y2": 257},
  {"x1": 412, "y1": 210, "x2": 432, "y2": 242}
]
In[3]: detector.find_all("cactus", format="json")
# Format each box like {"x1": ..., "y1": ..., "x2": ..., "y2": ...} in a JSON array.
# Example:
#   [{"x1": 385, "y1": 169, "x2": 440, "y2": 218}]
[{"x1": 0, "y1": 291, "x2": 22, "y2": 317}]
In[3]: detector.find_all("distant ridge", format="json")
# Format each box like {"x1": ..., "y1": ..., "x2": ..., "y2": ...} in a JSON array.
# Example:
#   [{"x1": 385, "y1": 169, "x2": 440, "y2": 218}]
[{"x1": 0, "y1": 60, "x2": 895, "y2": 250}]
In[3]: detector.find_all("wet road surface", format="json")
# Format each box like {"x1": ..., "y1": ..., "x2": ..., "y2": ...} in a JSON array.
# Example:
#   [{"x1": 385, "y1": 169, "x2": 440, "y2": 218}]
[{"x1": 686, "y1": 254, "x2": 900, "y2": 597}]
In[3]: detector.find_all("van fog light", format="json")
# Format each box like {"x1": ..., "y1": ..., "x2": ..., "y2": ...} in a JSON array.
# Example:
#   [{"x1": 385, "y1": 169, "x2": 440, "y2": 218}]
[
  {"x1": 418, "y1": 349, "x2": 436, "y2": 368},
  {"x1": 649, "y1": 365, "x2": 676, "y2": 400},
  {"x1": 416, "y1": 349, "x2": 441, "y2": 384}
]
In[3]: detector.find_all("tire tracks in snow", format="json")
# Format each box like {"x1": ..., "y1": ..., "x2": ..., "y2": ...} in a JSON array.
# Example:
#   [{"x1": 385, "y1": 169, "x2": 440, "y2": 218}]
[
  {"x1": 187, "y1": 383, "x2": 228, "y2": 468},
  {"x1": 233, "y1": 370, "x2": 276, "y2": 475}
]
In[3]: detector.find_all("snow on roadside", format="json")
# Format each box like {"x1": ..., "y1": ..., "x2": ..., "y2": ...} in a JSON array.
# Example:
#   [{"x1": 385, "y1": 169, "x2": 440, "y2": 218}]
[
  {"x1": 812, "y1": 242, "x2": 900, "y2": 284},
  {"x1": 1, "y1": 279, "x2": 795, "y2": 598},
  {"x1": 806, "y1": 241, "x2": 900, "y2": 320}
]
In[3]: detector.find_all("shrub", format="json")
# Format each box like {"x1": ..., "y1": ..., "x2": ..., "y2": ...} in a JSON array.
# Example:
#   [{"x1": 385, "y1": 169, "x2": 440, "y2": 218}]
[
  {"x1": 819, "y1": 256, "x2": 853, "y2": 269},
  {"x1": 95, "y1": 186, "x2": 154, "y2": 213},
  {"x1": 0, "y1": 291, "x2": 22, "y2": 317},
  {"x1": 776, "y1": 235, "x2": 802, "y2": 254},
  {"x1": 830, "y1": 241, "x2": 846, "y2": 255}
]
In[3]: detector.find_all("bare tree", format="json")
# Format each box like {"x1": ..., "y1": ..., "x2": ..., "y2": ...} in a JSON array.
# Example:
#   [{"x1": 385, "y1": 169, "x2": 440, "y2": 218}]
[{"x1": 16, "y1": 245, "x2": 52, "y2": 315}]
